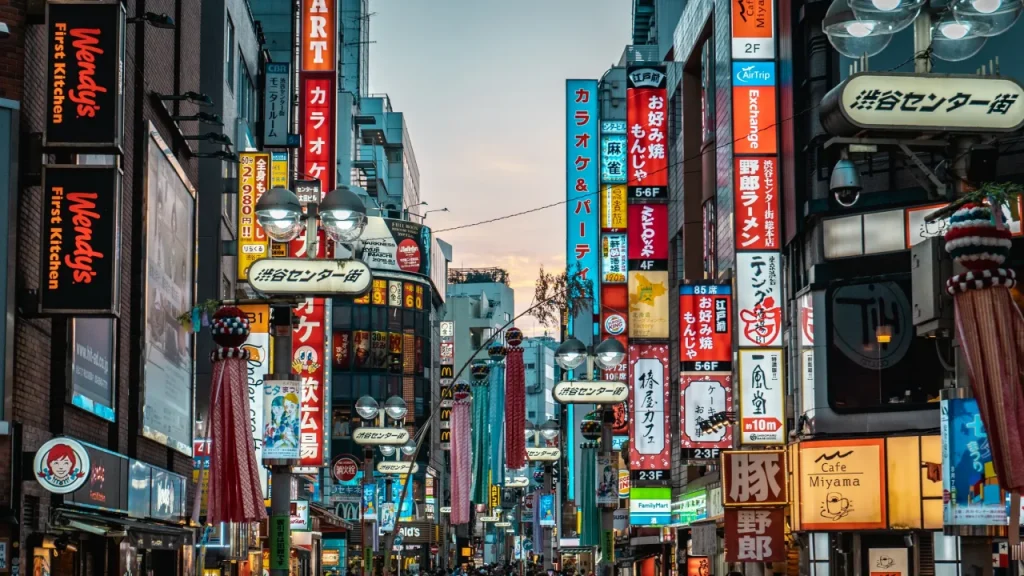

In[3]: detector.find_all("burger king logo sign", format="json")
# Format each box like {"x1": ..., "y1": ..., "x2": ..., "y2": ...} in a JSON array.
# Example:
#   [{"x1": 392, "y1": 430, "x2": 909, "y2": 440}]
[
  {"x1": 34, "y1": 437, "x2": 90, "y2": 494},
  {"x1": 604, "y1": 314, "x2": 626, "y2": 336}
]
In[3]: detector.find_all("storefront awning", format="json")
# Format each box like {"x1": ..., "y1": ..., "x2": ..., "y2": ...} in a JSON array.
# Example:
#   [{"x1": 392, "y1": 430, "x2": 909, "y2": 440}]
[
  {"x1": 54, "y1": 508, "x2": 194, "y2": 550},
  {"x1": 558, "y1": 546, "x2": 595, "y2": 554},
  {"x1": 310, "y1": 503, "x2": 354, "y2": 530}
]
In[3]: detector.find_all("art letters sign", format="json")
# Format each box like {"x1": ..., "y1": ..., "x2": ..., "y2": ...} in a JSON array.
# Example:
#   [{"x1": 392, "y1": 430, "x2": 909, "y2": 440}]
[
  {"x1": 738, "y1": 349, "x2": 786, "y2": 445},
  {"x1": 724, "y1": 508, "x2": 785, "y2": 562},
  {"x1": 821, "y1": 73, "x2": 1024, "y2": 136},
  {"x1": 248, "y1": 259, "x2": 372, "y2": 297},
  {"x1": 301, "y1": 0, "x2": 335, "y2": 72},
  {"x1": 626, "y1": 66, "x2": 668, "y2": 199},
  {"x1": 39, "y1": 165, "x2": 122, "y2": 315},
  {"x1": 722, "y1": 450, "x2": 786, "y2": 505},
  {"x1": 629, "y1": 344, "x2": 670, "y2": 470},
  {"x1": 45, "y1": 0, "x2": 125, "y2": 150}
]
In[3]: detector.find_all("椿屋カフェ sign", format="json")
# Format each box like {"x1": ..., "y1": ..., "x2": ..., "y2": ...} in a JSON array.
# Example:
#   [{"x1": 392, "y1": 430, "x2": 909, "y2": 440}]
[
  {"x1": 45, "y1": 0, "x2": 126, "y2": 151},
  {"x1": 820, "y1": 73, "x2": 1024, "y2": 136},
  {"x1": 39, "y1": 165, "x2": 122, "y2": 316},
  {"x1": 248, "y1": 258, "x2": 372, "y2": 297}
]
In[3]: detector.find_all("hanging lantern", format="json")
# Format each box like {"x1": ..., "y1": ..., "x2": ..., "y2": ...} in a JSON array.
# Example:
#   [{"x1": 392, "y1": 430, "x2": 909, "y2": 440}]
[
  {"x1": 580, "y1": 410, "x2": 603, "y2": 441},
  {"x1": 454, "y1": 380, "x2": 473, "y2": 396},
  {"x1": 471, "y1": 361, "x2": 490, "y2": 383},
  {"x1": 488, "y1": 342, "x2": 507, "y2": 363},
  {"x1": 506, "y1": 327, "x2": 524, "y2": 348}
]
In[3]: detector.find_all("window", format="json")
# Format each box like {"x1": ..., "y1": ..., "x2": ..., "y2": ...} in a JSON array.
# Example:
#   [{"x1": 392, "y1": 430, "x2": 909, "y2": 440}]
[
  {"x1": 526, "y1": 363, "x2": 536, "y2": 370},
  {"x1": 528, "y1": 411, "x2": 536, "y2": 418},
  {"x1": 225, "y1": 16, "x2": 235, "y2": 89},
  {"x1": 808, "y1": 533, "x2": 829, "y2": 576},
  {"x1": 237, "y1": 53, "x2": 256, "y2": 128},
  {"x1": 933, "y1": 533, "x2": 961, "y2": 576}
]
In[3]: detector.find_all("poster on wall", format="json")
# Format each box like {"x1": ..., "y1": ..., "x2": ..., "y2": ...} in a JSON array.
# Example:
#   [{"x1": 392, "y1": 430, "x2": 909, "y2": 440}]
[
  {"x1": 39, "y1": 165, "x2": 123, "y2": 315},
  {"x1": 262, "y1": 380, "x2": 301, "y2": 461},
  {"x1": 736, "y1": 251, "x2": 782, "y2": 347},
  {"x1": 679, "y1": 374, "x2": 733, "y2": 459},
  {"x1": 626, "y1": 66, "x2": 668, "y2": 199},
  {"x1": 679, "y1": 284, "x2": 732, "y2": 372},
  {"x1": 566, "y1": 79, "x2": 601, "y2": 316},
  {"x1": 70, "y1": 318, "x2": 116, "y2": 422},
  {"x1": 627, "y1": 270, "x2": 669, "y2": 339},
  {"x1": 799, "y1": 439, "x2": 887, "y2": 531},
  {"x1": 142, "y1": 126, "x2": 195, "y2": 456},
  {"x1": 738, "y1": 349, "x2": 786, "y2": 445},
  {"x1": 628, "y1": 344, "x2": 670, "y2": 470}
]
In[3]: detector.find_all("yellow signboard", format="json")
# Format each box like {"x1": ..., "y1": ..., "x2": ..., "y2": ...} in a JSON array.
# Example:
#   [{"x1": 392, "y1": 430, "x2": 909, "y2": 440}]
[
  {"x1": 490, "y1": 484, "x2": 500, "y2": 509},
  {"x1": 627, "y1": 270, "x2": 669, "y2": 338},
  {"x1": 271, "y1": 152, "x2": 289, "y2": 188},
  {"x1": 601, "y1": 185, "x2": 627, "y2": 230},
  {"x1": 798, "y1": 438, "x2": 887, "y2": 531},
  {"x1": 237, "y1": 152, "x2": 271, "y2": 281}
]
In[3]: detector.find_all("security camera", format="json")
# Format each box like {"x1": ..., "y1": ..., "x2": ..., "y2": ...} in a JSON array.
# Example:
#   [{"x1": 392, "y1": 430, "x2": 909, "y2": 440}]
[
  {"x1": 834, "y1": 188, "x2": 860, "y2": 207},
  {"x1": 0, "y1": 22, "x2": 10, "y2": 40},
  {"x1": 830, "y1": 149, "x2": 862, "y2": 208}
]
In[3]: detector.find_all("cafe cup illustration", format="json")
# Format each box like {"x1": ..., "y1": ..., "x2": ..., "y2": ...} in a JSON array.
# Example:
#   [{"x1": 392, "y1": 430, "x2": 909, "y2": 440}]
[{"x1": 821, "y1": 492, "x2": 853, "y2": 521}]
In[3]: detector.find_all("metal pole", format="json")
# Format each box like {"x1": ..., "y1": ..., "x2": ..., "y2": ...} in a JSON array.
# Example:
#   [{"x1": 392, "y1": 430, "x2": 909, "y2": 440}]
[
  {"x1": 364, "y1": 444, "x2": 375, "y2": 576},
  {"x1": 270, "y1": 305, "x2": 297, "y2": 576},
  {"x1": 600, "y1": 407, "x2": 614, "y2": 576},
  {"x1": 543, "y1": 464, "x2": 553, "y2": 572},
  {"x1": 516, "y1": 489, "x2": 523, "y2": 576}
]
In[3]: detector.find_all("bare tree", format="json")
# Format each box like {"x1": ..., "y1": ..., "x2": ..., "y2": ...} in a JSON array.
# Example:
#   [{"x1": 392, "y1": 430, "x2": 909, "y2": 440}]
[{"x1": 531, "y1": 262, "x2": 594, "y2": 331}]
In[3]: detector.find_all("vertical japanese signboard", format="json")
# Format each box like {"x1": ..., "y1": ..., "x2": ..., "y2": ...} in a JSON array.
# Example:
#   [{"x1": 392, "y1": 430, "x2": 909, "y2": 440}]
[
  {"x1": 566, "y1": 80, "x2": 600, "y2": 315},
  {"x1": 679, "y1": 284, "x2": 732, "y2": 372},
  {"x1": 737, "y1": 349, "x2": 785, "y2": 445},
  {"x1": 439, "y1": 321, "x2": 454, "y2": 450},
  {"x1": 733, "y1": 156, "x2": 779, "y2": 250},
  {"x1": 263, "y1": 63, "x2": 291, "y2": 147},
  {"x1": 292, "y1": 298, "x2": 329, "y2": 466},
  {"x1": 724, "y1": 508, "x2": 785, "y2": 562},
  {"x1": 237, "y1": 153, "x2": 270, "y2": 281},
  {"x1": 736, "y1": 252, "x2": 782, "y2": 348},
  {"x1": 679, "y1": 375, "x2": 733, "y2": 461},
  {"x1": 628, "y1": 344, "x2": 670, "y2": 471},
  {"x1": 731, "y1": 0, "x2": 775, "y2": 59},
  {"x1": 722, "y1": 450, "x2": 786, "y2": 562},
  {"x1": 625, "y1": 67, "x2": 668, "y2": 200}
]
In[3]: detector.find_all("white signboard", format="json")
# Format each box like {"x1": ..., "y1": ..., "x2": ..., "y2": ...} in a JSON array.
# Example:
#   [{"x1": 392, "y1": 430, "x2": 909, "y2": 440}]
[
  {"x1": 868, "y1": 548, "x2": 909, "y2": 576},
  {"x1": 495, "y1": 522, "x2": 512, "y2": 528},
  {"x1": 632, "y1": 357, "x2": 666, "y2": 456},
  {"x1": 736, "y1": 251, "x2": 782, "y2": 347},
  {"x1": 440, "y1": 322, "x2": 454, "y2": 338},
  {"x1": 525, "y1": 447, "x2": 561, "y2": 462},
  {"x1": 352, "y1": 427, "x2": 410, "y2": 446},
  {"x1": 905, "y1": 202, "x2": 1022, "y2": 248},
  {"x1": 248, "y1": 258, "x2": 372, "y2": 297},
  {"x1": 504, "y1": 477, "x2": 529, "y2": 488},
  {"x1": 738, "y1": 349, "x2": 786, "y2": 445},
  {"x1": 680, "y1": 375, "x2": 730, "y2": 448},
  {"x1": 388, "y1": 280, "x2": 403, "y2": 307},
  {"x1": 553, "y1": 381, "x2": 629, "y2": 404},
  {"x1": 377, "y1": 462, "x2": 419, "y2": 475},
  {"x1": 440, "y1": 506, "x2": 452, "y2": 514},
  {"x1": 479, "y1": 516, "x2": 500, "y2": 523},
  {"x1": 837, "y1": 73, "x2": 1024, "y2": 134},
  {"x1": 263, "y1": 62, "x2": 291, "y2": 146}
]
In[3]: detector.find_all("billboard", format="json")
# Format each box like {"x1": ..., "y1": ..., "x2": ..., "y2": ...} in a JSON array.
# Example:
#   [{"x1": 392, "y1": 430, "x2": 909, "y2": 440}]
[
  {"x1": 626, "y1": 66, "x2": 668, "y2": 199},
  {"x1": 736, "y1": 251, "x2": 782, "y2": 347},
  {"x1": 601, "y1": 234, "x2": 627, "y2": 284},
  {"x1": 941, "y1": 396, "x2": 1009, "y2": 526},
  {"x1": 679, "y1": 284, "x2": 732, "y2": 372},
  {"x1": 627, "y1": 270, "x2": 669, "y2": 339},
  {"x1": 566, "y1": 80, "x2": 600, "y2": 314},
  {"x1": 798, "y1": 439, "x2": 887, "y2": 531},
  {"x1": 263, "y1": 380, "x2": 301, "y2": 461},
  {"x1": 737, "y1": 349, "x2": 785, "y2": 445},
  {"x1": 733, "y1": 156, "x2": 779, "y2": 250},
  {"x1": 628, "y1": 344, "x2": 670, "y2": 470},
  {"x1": 337, "y1": 217, "x2": 432, "y2": 275},
  {"x1": 237, "y1": 152, "x2": 271, "y2": 281},
  {"x1": 239, "y1": 305, "x2": 271, "y2": 496},
  {"x1": 627, "y1": 204, "x2": 669, "y2": 261}
]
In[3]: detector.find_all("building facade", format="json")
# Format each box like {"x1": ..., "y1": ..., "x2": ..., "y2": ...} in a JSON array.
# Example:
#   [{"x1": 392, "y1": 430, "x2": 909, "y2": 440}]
[
  {"x1": 443, "y1": 268, "x2": 515, "y2": 372},
  {"x1": 523, "y1": 337, "x2": 558, "y2": 426}
]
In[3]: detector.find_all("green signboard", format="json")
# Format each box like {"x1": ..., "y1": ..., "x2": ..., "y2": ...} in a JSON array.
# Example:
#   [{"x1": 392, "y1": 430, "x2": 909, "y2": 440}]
[{"x1": 270, "y1": 515, "x2": 289, "y2": 570}]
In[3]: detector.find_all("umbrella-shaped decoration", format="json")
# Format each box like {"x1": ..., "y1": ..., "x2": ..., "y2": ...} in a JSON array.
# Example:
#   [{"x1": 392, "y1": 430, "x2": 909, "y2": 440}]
[
  {"x1": 450, "y1": 384, "x2": 473, "y2": 525},
  {"x1": 201, "y1": 307, "x2": 268, "y2": 524},
  {"x1": 942, "y1": 201, "x2": 1024, "y2": 549},
  {"x1": 505, "y1": 327, "x2": 527, "y2": 469}
]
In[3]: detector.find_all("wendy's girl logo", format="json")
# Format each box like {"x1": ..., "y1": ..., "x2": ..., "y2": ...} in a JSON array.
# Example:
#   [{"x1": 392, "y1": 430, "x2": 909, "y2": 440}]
[{"x1": 34, "y1": 437, "x2": 90, "y2": 494}]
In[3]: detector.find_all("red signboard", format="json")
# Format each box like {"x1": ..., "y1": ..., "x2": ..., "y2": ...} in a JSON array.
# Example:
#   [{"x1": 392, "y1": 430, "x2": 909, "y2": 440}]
[
  {"x1": 292, "y1": 297, "x2": 327, "y2": 466},
  {"x1": 299, "y1": 74, "x2": 336, "y2": 197},
  {"x1": 628, "y1": 343, "x2": 671, "y2": 470},
  {"x1": 725, "y1": 508, "x2": 786, "y2": 562},
  {"x1": 627, "y1": 203, "x2": 669, "y2": 261},
  {"x1": 626, "y1": 67, "x2": 669, "y2": 191},
  {"x1": 732, "y1": 85, "x2": 777, "y2": 155},
  {"x1": 300, "y1": 0, "x2": 335, "y2": 72},
  {"x1": 679, "y1": 283, "x2": 732, "y2": 371},
  {"x1": 734, "y1": 156, "x2": 779, "y2": 250},
  {"x1": 721, "y1": 450, "x2": 787, "y2": 506}
]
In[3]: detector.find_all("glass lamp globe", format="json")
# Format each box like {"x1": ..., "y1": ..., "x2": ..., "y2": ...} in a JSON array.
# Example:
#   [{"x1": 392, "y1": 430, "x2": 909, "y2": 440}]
[
  {"x1": 524, "y1": 420, "x2": 536, "y2": 440},
  {"x1": 953, "y1": 0, "x2": 1023, "y2": 36},
  {"x1": 554, "y1": 338, "x2": 587, "y2": 371},
  {"x1": 401, "y1": 440, "x2": 417, "y2": 456},
  {"x1": 255, "y1": 187, "x2": 305, "y2": 242},
  {"x1": 850, "y1": 0, "x2": 923, "y2": 33},
  {"x1": 380, "y1": 445, "x2": 396, "y2": 457},
  {"x1": 823, "y1": 0, "x2": 894, "y2": 57},
  {"x1": 540, "y1": 420, "x2": 560, "y2": 441},
  {"x1": 594, "y1": 338, "x2": 626, "y2": 370},
  {"x1": 384, "y1": 396, "x2": 408, "y2": 421},
  {"x1": 320, "y1": 186, "x2": 368, "y2": 243},
  {"x1": 933, "y1": 14, "x2": 989, "y2": 60},
  {"x1": 355, "y1": 396, "x2": 379, "y2": 420}
]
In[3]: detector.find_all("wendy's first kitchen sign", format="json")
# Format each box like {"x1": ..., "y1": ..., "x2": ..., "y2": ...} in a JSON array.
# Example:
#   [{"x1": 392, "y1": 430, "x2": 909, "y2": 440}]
[
  {"x1": 45, "y1": 0, "x2": 126, "y2": 151},
  {"x1": 39, "y1": 165, "x2": 122, "y2": 316}
]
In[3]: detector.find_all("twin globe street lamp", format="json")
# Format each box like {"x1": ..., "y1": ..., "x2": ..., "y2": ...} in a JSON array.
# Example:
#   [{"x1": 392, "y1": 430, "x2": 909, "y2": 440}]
[{"x1": 255, "y1": 184, "x2": 369, "y2": 247}]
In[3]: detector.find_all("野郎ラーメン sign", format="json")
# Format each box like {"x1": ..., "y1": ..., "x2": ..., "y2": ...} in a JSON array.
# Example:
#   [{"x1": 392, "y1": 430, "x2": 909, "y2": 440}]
[
  {"x1": 247, "y1": 259, "x2": 372, "y2": 297},
  {"x1": 264, "y1": 63, "x2": 291, "y2": 147},
  {"x1": 237, "y1": 153, "x2": 271, "y2": 281},
  {"x1": 629, "y1": 344, "x2": 671, "y2": 471},
  {"x1": 352, "y1": 428, "x2": 411, "y2": 446},
  {"x1": 725, "y1": 508, "x2": 785, "y2": 563},
  {"x1": 679, "y1": 284, "x2": 732, "y2": 372},
  {"x1": 601, "y1": 234, "x2": 627, "y2": 284},
  {"x1": 626, "y1": 66, "x2": 668, "y2": 199},
  {"x1": 733, "y1": 156, "x2": 779, "y2": 250},
  {"x1": 601, "y1": 135, "x2": 627, "y2": 184},
  {"x1": 601, "y1": 185, "x2": 627, "y2": 231},
  {"x1": 39, "y1": 165, "x2": 122, "y2": 315},
  {"x1": 679, "y1": 375, "x2": 733, "y2": 459},
  {"x1": 34, "y1": 437, "x2": 90, "y2": 494},
  {"x1": 566, "y1": 80, "x2": 601, "y2": 316},
  {"x1": 731, "y1": 0, "x2": 775, "y2": 59},
  {"x1": 736, "y1": 251, "x2": 782, "y2": 347},
  {"x1": 45, "y1": 0, "x2": 126, "y2": 150},
  {"x1": 722, "y1": 450, "x2": 787, "y2": 505},
  {"x1": 553, "y1": 381, "x2": 629, "y2": 404},
  {"x1": 798, "y1": 439, "x2": 887, "y2": 530},
  {"x1": 300, "y1": 0, "x2": 335, "y2": 72},
  {"x1": 738, "y1": 349, "x2": 786, "y2": 445},
  {"x1": 820, "y1": 73, "x2": 1024, "y2": 137}
]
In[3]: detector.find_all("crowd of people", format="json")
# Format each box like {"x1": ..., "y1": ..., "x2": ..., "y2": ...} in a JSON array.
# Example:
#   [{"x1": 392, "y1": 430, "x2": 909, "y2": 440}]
[{"x1": 414, "y1": 562, "x2": 593, "y2": 576}]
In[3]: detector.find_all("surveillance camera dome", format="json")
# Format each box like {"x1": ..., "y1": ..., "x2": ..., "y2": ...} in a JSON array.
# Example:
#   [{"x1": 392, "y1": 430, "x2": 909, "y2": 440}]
[
  {"x1": 830, "y1": 154, "x2": 862, "y2": 207},
  {"x1": 834, "y1": 188, "x2": 861, "y2": 207}
]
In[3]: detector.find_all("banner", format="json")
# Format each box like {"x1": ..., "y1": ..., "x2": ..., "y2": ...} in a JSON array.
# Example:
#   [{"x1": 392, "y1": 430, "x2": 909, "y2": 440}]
[
  {"x1": 237, "y1": 153, "x2": 271, "y2": 281},
  {"x1": 941, "y1": 396, "x2": 1008, "y2": 526},
  {"x1": 596, "y1": 454, "x2": 618, "y2": 507},
  {"x1": 263, "y1": 381, "x2": 301, "y2": 461},
  {"x1": 39, "y1": 165, "x2": 122, "y2": 315},
  {"x1": 629, "y1": 344, "x2": 670, "y2": 470},
  {"x1": 239, "y1": 305, "x2": 271, "y2": 497},
  {"x1": 362, "y1": 483, "x2": 377, "y2": 520},
  {"x1": 566, "y1": 79, "x2": 601, "y2": 315}
]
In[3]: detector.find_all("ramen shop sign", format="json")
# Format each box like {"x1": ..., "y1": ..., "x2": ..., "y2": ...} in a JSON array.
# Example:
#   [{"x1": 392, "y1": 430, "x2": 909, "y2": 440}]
[
  {"x1": 39, "y1": 165, "x2": 122, "y2": 316},
  {"x1": 45, "y1": 0, "x2": 126, "y2": 151}
]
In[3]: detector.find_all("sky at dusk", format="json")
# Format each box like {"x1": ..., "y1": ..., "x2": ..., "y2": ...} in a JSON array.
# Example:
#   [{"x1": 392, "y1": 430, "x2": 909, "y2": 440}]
[{"x1": 369, "y1": 0, "x2": 632, "y2": 336}]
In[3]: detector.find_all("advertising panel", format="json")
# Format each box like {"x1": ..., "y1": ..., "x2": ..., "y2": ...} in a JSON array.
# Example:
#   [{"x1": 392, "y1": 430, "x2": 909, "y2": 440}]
[
  {"x1": 271, "y1": 152, "x2": 289, "y2": 188},
  {"x1": 601, "y1": 234, "x2": 627, "y2": 284},
  {"x1": 722, "y1": 450, "x2": 787, "y2": 505},
  {"x1": 142, "y1": 127, "x2": 195, "y2": 455},
  {"x1": 337, "y1": 217, "x2": 432, "y2": 275},
  {"x1": 679, "y1": 375, "x2": 733, "y2": 459},
  {"x1": 596, "y1": 454, "x2": 618, "y2": 507},
  {"x1": 600, "y1": 185, "x2": 628, "y2": 231},
  {"x1": 300, "y1": 0, "x2": 335, "y2": 72},
  {"x1": 538, "y1": 494, "x2": 555, "y2": 526},
  {"x1": 732, "y1": 85, "x2": 777, "y2": 155},
  {"x1": 736, "y1": 251, "x2": 782, "y2": 347},
  {"x1": 674, "y1": 489, "x2": 707, "y2": 526},
  {"x1": 731, "y1": 0, "x2": 776, "y2": 59},
  {"x1": 45, "y1": 0, "x2": 126, "y2": 150},
  {"x1": 679, "y1": 284, "x2": 732, "y2": 372},
  {"x1": 566, "y1": 80, "x2": 600, "y2": 314},
  {"x1": 239, "y1": 304, "x2": 271, "y2": 496},
  {"x1": 798, "y1": 439, "x2": 887, "y2": 530},
  {"x1": 292, "y1": 298, "x2": 328, "y2": 466},
  {"x1": 291, "y1": 500, "x2": 310, "y2": 530},
  {"x1": 733, "y1": 156, "x2": 779, "y2": 250},
  {"x1": 629, "y1": 487, "x2": 671, "y2": 526},
  {"x1": 237, "y1": 152, "x2": 271, "y2": 281},
  {"x1": 66, "y1": 442, "x2": 129, "y2": 514},
  {"x1": 39, "y1": 165, "x2": 122, "y2": 315},
  {"x1": 628, "y1": 344, "x2": 670, "y2": 470},
  {"x1": 150, "y1": 468, "x2": 186, "y2": 522},
  {"x1": 627, "y1": 204, "x2": 668, "y2": 261},
  {"x1": 263, "y1": 380, "x2": 301, "y2": 461},
  {"x1": 601, "y1": 135, "x2": 627, "y2": 184},
  {"x1": 941, "y1": 396, "x2": 1008, "y2": 526},
  {"x1": 263, "y1": 63, "x2": 291, "y2": 147},
  {"x1": 626, "y1": 67, "x2": 668, "y2": 199},
  {"x1": 737, "y1": 349, "x2": 785, "y2": 445},
  {"x1": 70, "y1": 317, "x2": 116, "y2": 421},
  {"x1": 724, "y1": 508, "x2": 785, "y2": 562},
  {"x1": 627, "y1": 270, "x2": 669, "y2": 339},
  {"x1": 299, "y1": 74, "x2": 336, "y2": 196}
]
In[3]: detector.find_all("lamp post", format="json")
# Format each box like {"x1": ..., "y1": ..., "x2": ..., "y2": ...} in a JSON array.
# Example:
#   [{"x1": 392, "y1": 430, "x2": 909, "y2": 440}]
[
  {"x1": 255, "y1": 185, "x2": 368, "y2": 576},
  {"x1": 554, "y1": 337, "x2": 627, "y2": 576},
  {"x1": 534, "y1": 419, "x2": 560, "y2": 572}
]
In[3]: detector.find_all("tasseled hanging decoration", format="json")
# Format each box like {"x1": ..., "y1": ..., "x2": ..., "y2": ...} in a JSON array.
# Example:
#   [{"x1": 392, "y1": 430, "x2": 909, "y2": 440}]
[
  {"x1": 471, "y1": 359, "x2": 494, "y2": 504},
  {"x1": 490, "y1": 359, "x2": 506, "y2": 483},
  {"x1": 580, "y1": 444, "x2": 600, "y2": 546},
  {"x1": 450, "y1": 384, "x2": 473, "y2": 525},
  {"x1": 201, "y1": 307, "x2": 268, "y2": 525},
  {"x1": 504, "y1": 327, "x2": 527, "y2": 470}
]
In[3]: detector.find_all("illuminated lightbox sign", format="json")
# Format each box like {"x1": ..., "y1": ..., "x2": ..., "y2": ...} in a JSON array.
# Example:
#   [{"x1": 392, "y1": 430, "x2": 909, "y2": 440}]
[{"x1": 553, "y1": 381, "x2": 629, "y2": 404}]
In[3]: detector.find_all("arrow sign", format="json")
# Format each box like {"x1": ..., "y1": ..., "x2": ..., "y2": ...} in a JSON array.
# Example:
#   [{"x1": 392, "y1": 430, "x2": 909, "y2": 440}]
[
  {"x1": 352, "y1": 427, "x2": 410, "y2": 446},
  {"x1": 248, "y1": 258, "x2": 373, "y2": 297},
  {"x1": 553, "y1": 381, "x2": 629, "y2": 404},
  {"x1": 377, "y1": 461, "x2": 419, "y2": 475}
]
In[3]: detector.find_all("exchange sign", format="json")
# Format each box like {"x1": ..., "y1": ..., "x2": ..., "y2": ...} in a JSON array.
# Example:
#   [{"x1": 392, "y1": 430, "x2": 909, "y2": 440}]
[
  {"x1": 248, "y1": 259, "x2": 372, "y2": 297},
  {"x1": 553, "y1": 381, "x2": 629, "y2": 404}
]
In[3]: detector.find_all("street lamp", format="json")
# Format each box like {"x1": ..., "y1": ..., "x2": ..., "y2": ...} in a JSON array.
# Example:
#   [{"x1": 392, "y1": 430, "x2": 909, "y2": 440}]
[
  {"x1": 380, "y1": 445, "x2": 397, "y2": 457},
  {"x1": 384, "y1": 396, "x2": 409, "y2": 422},
  {"x1": 554, "y1": 338, "x2": 587, "y2": 371},
  {"x1": 255, "y1": 186, "x2": 305, "y2": 242},
  {"x1": 355, "y1": 396, "x2": 380, "y2": 420},
  {"x1": 320, "y1": 185, "x2": 368, "y2": 243},
  {"x1": 400, "y1": 440, "x2": 417, "y2": 456},
  {"x1": 593, "y1": 338, "x2": 626, "y2": 370},
  {"x1": 524, "y1": 420, "x2": 536, "y2": 441},
  {"x1": 540, "y1": 420, "x2": 560, "y2": 441}
]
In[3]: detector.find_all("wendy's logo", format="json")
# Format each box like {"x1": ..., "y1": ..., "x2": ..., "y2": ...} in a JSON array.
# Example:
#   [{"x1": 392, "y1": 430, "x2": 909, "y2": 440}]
[{"x1": 34, "y1": 437, "x2": 90, "y2": 494}]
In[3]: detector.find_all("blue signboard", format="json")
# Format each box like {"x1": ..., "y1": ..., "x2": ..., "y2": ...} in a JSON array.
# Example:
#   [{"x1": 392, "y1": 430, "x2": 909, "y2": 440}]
[
  {"x1": 566, "y1": 80, "x2": 601, "y2": 315},
  {"x1": 941, "y1": 397, "x2": 1009, "y2": 526},
  {"x1": 732, "y1": 62, "x2": 776, "y2": 87},
  {"x1": 601, "y1": 135, "x2": 627, "y2": 184},
  {"x1": 362, "y1": 483, "x2": 377, "y2": 520},
  {"x1": 538, "y1": 494, "x2": 555, "y2": 527}
]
